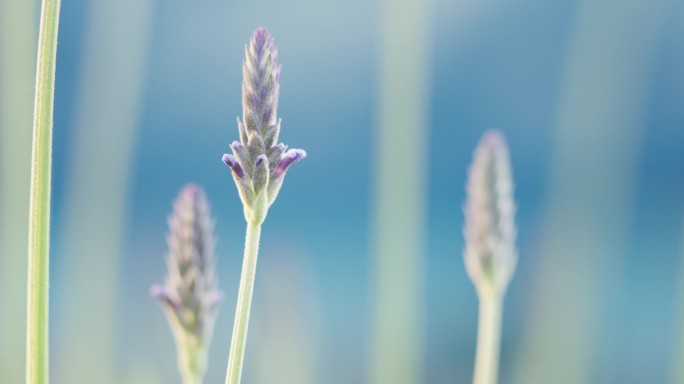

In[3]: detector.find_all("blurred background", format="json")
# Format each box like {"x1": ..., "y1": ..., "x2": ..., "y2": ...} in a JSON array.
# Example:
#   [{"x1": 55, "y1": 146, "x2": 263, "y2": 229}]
[{"x1": 1, "y1": 0, "x2": 684, "y2": 383}]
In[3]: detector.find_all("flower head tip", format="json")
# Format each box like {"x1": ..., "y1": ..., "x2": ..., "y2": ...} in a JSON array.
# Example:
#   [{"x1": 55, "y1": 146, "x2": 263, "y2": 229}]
[
  {"x1": 222, "y1": 28, "x2": 306, "y2": 224},
  {"x1": 463, "y1": 130, "x2": 517, "y2": 297}
]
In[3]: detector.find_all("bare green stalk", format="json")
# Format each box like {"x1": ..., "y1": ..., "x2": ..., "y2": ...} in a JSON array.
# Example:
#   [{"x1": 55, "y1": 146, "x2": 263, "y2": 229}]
[
  {"x1": 26, "y1": 0, "x2": 61, "y2": 383},
  {"x1": 370, "y1": 0, "x2": 432, "y2": 382},
  {"x1": 509, "y1": 2, "x2": 672, "y2": 382},
  {"x1": 0, "y1": 0, "x2": 37, "y2": 381},
  {"x1": 55, "y1": 2, "x2": 153, "y2": 382},
  {"x1": 473, "y1": 294, "x2": 503, "y2": 384},
  {"x1": 225, "y1": 221, "x2": 262, "y2": 384},
  {"x1": 673, "y1": 213, "x2": 684, "y2": 384}
]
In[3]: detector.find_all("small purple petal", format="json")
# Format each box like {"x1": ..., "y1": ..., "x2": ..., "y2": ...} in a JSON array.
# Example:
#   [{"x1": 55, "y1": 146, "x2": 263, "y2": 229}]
[
  {"x1": 252, "y1": 154, "x2": 270, "y2": 193},
  {"x1": 231, "y1": 141, "x2": 245, "y2": 152},
  {"x1": 253, "y1": 28, "x2": 270, "y2": 54},
  {"x1": 255, "y1": 154, "x2": 267, "y2": 166},
  {"x1": 207, "y1": 290, "x2": 223, "y2": 310},
  {"x1": 273, "y1": 143, "x2": 286, "y2": 154},
  {"x1": 222, "y1": 154, "x2": 245, "y2": 178},
  {"x1": 150, "y1": 285, "x2": 179, "y2": 311},
  {"x1": 275, "y1": 149, "x2": 307, "y2": 178}
]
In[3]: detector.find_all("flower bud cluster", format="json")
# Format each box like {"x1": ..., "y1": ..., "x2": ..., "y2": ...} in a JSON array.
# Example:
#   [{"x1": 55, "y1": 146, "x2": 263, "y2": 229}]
[
  {"x1": 222, "y1": 28, "x2": 306, "y2": 224},
  {"x1": 151, "y1": 184, "x2": 221, "y2": 382},
  {"x1": 464, "y1": 130, "x2": 517, "y2": 297}
]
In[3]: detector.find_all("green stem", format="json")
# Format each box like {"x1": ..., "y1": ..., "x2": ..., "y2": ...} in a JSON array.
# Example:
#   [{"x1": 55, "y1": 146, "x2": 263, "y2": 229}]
[
  {"x1": 181, "y1": 370, "x2": 203, "y2": 384},
  {"x1": 225, "y1": 221, "x2": 262, "y2": 384},
  {"x1": 177, "y1": 335, "x2": 205, "y2": 384},
  {"x1": 26, "y1": 0, "x2": 60, "y2": 384},
  {"x1": 473, "y1": 294, "x2": 503, "y2": 384}
]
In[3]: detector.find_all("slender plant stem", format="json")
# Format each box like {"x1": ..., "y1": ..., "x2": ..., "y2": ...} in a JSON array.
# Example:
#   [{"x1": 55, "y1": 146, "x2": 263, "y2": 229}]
[
  {"x1": 26, "y1": 0, "x2": 60, "y2": 383},
  {"x1": 370, "y1": 0, "x2": 431, "y2": 381},
  {"x1": 181, "y1": 367, "x2": 202, "y2": 384},
  {"x1": 179, "y1": 337, "x2": 204, "y2": 384},
  {"x1": 225, "y1": 221, "x2": 262, "y2": 384},
  {"x1": 0, "y1": 0, "x2": 36, "y2": 381},
  {"x1": 473, "y1": 294, "x2": 503, "y2": 384}
]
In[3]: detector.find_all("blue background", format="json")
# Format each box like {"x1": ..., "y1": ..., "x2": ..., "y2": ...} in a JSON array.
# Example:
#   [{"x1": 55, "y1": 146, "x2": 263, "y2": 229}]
[{"x1": 2, "y1": 0, "x2": 684, "y2": 383}]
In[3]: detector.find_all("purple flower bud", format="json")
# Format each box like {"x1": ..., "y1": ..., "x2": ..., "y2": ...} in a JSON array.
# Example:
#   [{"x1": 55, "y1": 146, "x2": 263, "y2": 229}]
[
  {"x1": 222, "y1": 154, "x2": 245, "y2": 178},
  {"x1": 150, "y1": 285, "x2": 180, "y2": 312},
  {"x1": 252, "y1": 154, "x2": 269, "y2": 194},
  {"x1": 268, "y1": 142, "x2": 286, "y2": 165},
  {"x1": 242, "y1": 28, "x2": 280, "y2": 134},
  {"x1": 272, "y1": 143, "x2": 286, "y2": 153},
  {"x1": 252, "y1": 28, "x2": 269, "y2": 51},
  {"x1": 464, "y1": 130, "x2": 517, "y2": 296},
  {"x1": 231, "y1": 141, "x2": 245, "y2": 152},
  {"x1": 255, "y1": 154, "x2": 267, "y2": 167},
  {"x1": 230, "y1": 141, "x2": 250, "y2": 168},
  {"x1": 152, "y1": 184, "x2": 221, "y2": 381},
  {"x1": 223, "y1": 29, "x2": 306, "y2": 218},
  {"x1": 275, "y1": 149, "x2": 307, "y2": 178}
]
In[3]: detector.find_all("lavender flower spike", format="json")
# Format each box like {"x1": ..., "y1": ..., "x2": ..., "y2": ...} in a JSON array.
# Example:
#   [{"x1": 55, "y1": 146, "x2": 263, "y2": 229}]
[
  {"x1": 222, "y1": 28, "x2": 306, "y2": 225},
  {"x1": 151, "y1": 184, "x2": 222, "y2": 384},
  {"x1": 464, "y1": 130, "x2": 517, "y2": 297},
  {"x1": 222, "y1": 28, "x2": 307, "y2": 384},
  {"x1": 464, "y1": 130, "x2": 517, "y2": 384}
]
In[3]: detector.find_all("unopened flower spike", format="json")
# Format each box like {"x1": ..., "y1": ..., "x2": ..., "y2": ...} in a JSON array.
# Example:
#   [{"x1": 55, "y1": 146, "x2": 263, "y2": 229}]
[
  {"x1": 151, "y1": 184, "x2": 222, "y2": 384},
  {"x1": 221, "y1": 28, "x2": 307, "y2": 384},
  {"x1": 463, "y1": 130, "x2": 518, "y2": 384},
  {"x1": 464, "y1": 130, "x2": 517, "y2": 297},
  {"x1": 222, "y1": 27, "x2": 306, "y2": 225}
]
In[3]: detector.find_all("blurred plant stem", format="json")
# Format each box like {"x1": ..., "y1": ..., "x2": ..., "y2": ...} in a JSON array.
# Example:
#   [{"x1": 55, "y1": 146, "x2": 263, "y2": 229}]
[
  {"x1": 673, "y1": 213, "x2": 684, "y2": 384},
  {"x1": 473, "y1": 294, "x2": 502, "y2": 384},
  {"x1": 180, "y1": 350, "x2": 206, "y2": 384},
  {"x1": 53, "y1": 1, "x2": 153, "y2": 382},
  {"x1": 26, "y1": 0, "x2": 61, "y2": 383},
  {"x1": 510, "y1": 0, "x2": 672, "y2": 382},
  {"x1": 225, "y1": 221, "x2": 262, "y2": 384},
  {"x1": 0, "y1": 0, "x2": 36, "y2": 382},
  {"x1": 369, "y1": 0, "x2": 432, "y2": 383},
  {"x1": 122, "y1": 363, "x2": 161, "y2": 384},
  {"x1": 251, "y1": 251, "x2": 321, "y2": 384}
]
